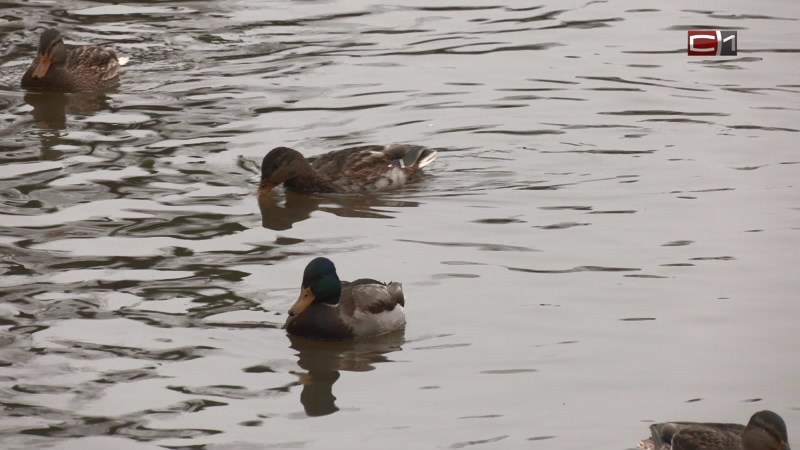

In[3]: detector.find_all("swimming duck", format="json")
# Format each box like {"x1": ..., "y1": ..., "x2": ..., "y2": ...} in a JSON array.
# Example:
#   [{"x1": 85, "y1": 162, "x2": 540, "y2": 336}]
[
  {"x1": 638, "y1": 410, "x2": 790, "y2": 450},
  {"x1": 21, "y1": 28, "x2": 125, "y2": 92},
  {"x1": 258, "y1": 144, "x2": 437, "y2": 195},
  {"x1": 284, "y1": 257, "x2": 406, "y2": 340}
]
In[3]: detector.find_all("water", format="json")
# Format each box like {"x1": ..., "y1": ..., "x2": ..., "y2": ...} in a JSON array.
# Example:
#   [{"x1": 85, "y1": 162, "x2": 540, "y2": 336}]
[{"x1": 1, "y1": 1, "x2": 799, "y2": 449}]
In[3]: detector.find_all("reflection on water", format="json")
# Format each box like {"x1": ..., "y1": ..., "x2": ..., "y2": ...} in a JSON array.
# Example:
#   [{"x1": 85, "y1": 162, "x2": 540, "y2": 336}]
[
  {"x1": 259, "y1": 190, "x2": 420, "y2": 230},
  {"x1": 289, "y1": 331, "x2": 404, "y2": 416},
  {"x1": 24, "y1": 92, "x2": 111, "y2": 131}
]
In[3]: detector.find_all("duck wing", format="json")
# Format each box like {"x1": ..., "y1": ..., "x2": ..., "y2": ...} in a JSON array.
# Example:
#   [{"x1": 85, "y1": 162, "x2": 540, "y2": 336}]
[
  {"x1": 381, "y1": 144, "x2": 438, "y2": 168},
  {"x1": 339, "y1": 279, "x2": 405, "y2": 317},
  {"x1": 309, "y1": 145, "x2": 437, "y2": 192},
  {"x1": 643, "y1": 422, "x2": 745, "y2": 450},
  {"x1": 672, "y1": 424, "x2": 744, "y2": 450},
  {"x1": 66, "y1": 45, "x2": 121, "y2": 82},
  {"x1": 337, "y1": 279, "x2": 406, "y2": 337}
]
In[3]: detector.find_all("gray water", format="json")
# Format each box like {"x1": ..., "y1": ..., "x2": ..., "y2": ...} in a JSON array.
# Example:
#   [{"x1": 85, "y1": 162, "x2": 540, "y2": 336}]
[{"x1": 0, "y1": 1, "x2": 798, "y2": 449}]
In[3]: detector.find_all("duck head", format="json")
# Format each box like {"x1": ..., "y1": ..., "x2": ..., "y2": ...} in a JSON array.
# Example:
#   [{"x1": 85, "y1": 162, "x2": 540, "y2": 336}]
[
  {"x1": 259, "y1": 147, "x2": 313, "y2": 196},
  {"x1": 32, "y1": 29, "x2": 67, "y2": 79},
  {"x1": 743, "y1": 410, "x2": 790, "y2": 450},
  {"x1": 289, "y1": 257, "x2": 342, "y2": 317}
]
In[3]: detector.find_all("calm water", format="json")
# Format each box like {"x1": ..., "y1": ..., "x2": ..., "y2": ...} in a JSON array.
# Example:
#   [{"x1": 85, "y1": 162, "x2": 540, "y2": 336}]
[{"x1": 1, "y1": 1, "x2": 799, "y2": 449}]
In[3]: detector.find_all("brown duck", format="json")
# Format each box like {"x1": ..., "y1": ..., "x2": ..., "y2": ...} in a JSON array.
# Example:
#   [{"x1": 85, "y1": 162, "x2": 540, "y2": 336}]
[
  {"x1": 258, "y1": 144, "x2": 437, "y2": 196},
  {"x1": 21, "y1": 28, "x2": 126, "y2": 92},
  {"x1": 638, "y1": 410, "x2": 791, "y2": 450}
]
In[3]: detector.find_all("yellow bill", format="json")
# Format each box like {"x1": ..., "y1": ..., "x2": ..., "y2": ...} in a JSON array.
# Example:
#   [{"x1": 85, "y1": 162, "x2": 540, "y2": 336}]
[{"x1": 289, "y1": 286, "x2": 315, "y2": 317}]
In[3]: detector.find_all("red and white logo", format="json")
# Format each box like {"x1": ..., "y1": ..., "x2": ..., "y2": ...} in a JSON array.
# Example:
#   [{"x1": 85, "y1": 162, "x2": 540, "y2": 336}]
[{"x1": 688, "y1": 30, "x2": 737, "y2": 56}]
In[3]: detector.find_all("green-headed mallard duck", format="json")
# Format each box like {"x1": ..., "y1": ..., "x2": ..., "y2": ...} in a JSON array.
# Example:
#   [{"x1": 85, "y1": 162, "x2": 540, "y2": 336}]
[
  {"x1": 21, "y1": 28, "x2": 126, "y2": 92},
  {"x1": 284, "y1": 257, "x2": 406, "y2": 340},
  {"x1": 258, "y1": 144, "x2": 437, "y2": 196},
  {"x1": 638, "y1": 410, "x2": 790, "y2": 450}
]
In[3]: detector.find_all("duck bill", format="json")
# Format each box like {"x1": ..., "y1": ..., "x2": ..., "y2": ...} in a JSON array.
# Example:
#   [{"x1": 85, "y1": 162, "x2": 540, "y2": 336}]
[
  {"x1": 257, "y1": 180, "x2": 276, "y2": 198},
  {"x1": 32, "y1": 54, "x2": 52, "y2": 79},
  {"x1": 289, "y1": 286, "x2": 315, "y2": 317}
]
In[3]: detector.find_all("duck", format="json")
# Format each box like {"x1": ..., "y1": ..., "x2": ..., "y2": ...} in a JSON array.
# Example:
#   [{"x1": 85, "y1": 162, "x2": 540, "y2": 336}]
[
  {"x1": 638, "y1": 410, "x2": 790, "y2": 450},
  {"x1": 284, "y1": 257, "x2": 406, "y2": 340},
  {"x1": 21, "y1": 28, "x2": 126, "y2": 92},
  {"x1": 258, "y1": 144, "x2": 437, "y2": 195}
]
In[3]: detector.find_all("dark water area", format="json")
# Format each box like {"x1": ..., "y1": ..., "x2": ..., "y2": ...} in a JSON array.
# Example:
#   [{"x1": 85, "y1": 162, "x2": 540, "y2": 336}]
[{"x1": 0, "y1": 1, "x2": 798, "y2": 449}]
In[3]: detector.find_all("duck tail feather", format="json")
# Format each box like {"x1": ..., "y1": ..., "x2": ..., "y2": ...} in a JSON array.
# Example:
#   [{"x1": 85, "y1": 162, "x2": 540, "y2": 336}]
[
  {"x1": 386, "y1": 282, "x2": 405, "y2": 307},
  {"x1": 391, "y1": 145, "x2": 438, "y2": 168},
  {"x1": 416, "y1": 149, "x2": 438, "y2": 168}
]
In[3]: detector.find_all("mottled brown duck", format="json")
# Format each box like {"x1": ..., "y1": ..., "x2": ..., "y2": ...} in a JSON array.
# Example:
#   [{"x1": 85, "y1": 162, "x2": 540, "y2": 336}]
[
  {"x1": 258, "y1": 144, "x2": 437, "y2": 195},
  {"x1": 21, "y1": 28, "x2": 126, "y2": 92},
  {"x1": 638, "y1": 410, "x2": 790, "y2": 450}
]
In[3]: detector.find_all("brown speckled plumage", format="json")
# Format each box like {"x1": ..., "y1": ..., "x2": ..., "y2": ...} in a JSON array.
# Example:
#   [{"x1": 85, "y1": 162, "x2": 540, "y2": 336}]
[
  {"x1": 259, "y1": 144, "x2": 437, "y2": 195},
  {"x1": 638, "y1": 411, "x2": 790, "y2": 450},
  {"x1": 21, "y1": 28, "x2": 123, "y2": 92}
]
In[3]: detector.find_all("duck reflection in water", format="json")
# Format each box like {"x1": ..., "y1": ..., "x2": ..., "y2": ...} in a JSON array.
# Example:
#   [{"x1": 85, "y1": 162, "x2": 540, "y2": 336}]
[
  {"x1": 288, "y1": 331, "x2": 404, "y2": 417},
  {"x1": 24, "y1": 91, "x2": 110, "y2": 131},
  {"x1": 258, "y1": 190, "x2": 421, "y2": 231}
]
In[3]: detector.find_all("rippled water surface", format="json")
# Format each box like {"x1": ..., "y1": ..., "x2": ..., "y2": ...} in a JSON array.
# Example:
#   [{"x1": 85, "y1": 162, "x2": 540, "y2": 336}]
[{"x1": 1, "y1": 1, "x2": 799, "y2": 449}]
